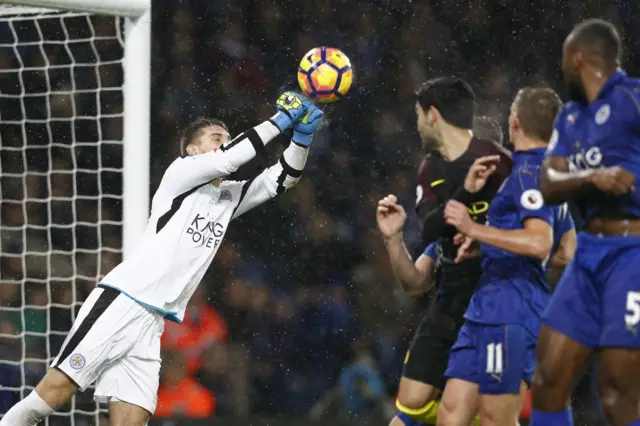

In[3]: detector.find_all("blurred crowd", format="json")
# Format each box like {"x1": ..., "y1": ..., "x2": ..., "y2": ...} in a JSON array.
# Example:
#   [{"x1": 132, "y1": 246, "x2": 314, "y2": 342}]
[{"x1": 2, "y1": 0, "x2": 640, "y2": 424}]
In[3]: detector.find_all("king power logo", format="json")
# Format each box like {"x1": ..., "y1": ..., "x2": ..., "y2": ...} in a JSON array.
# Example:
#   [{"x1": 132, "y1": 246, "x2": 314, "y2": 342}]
[{"x1": 186, "y1": 213, "x2": 225, "y2": 249}]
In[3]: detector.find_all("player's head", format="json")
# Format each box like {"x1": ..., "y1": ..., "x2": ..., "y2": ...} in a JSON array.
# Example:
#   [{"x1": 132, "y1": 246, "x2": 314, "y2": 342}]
[
  {"x1": 509, "y1": 87, "x2": 562, "y2": 149},
  {"x1": 415, "y1": 77, "x2": 476, "y2": 149},
  {"x1": 180, "y1": 118, "x2": 231, "y2": 157},
  {"x1": 473, "y1": 115, "x2": 504, "y2": 146},
  {"x1": 562, "y1": 19, "x2": 621, "y2": 103}
]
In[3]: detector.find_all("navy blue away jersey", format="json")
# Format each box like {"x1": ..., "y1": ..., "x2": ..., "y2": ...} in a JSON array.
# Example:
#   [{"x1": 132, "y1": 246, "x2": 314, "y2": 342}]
[
  {"x1": 465, "y1": 148, "x2": 566, "y2": 333},
  {"x1": 546, "y1": 70, "x2": 640, "y2": 221}
]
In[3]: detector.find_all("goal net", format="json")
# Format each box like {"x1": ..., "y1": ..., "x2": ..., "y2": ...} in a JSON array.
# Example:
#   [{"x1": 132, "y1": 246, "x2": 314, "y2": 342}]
[{"x1": 0, "y1": 6, "x2": 126, "y2": 425}]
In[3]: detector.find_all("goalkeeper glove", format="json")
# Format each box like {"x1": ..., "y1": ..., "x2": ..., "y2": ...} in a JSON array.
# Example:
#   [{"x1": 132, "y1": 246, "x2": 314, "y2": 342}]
[
  {"x1": 292, "y1": 105, "x2": 323, "y2": 147},
  {"x1": 270, "y1": 91, "x2": 309, "y2": 132}
]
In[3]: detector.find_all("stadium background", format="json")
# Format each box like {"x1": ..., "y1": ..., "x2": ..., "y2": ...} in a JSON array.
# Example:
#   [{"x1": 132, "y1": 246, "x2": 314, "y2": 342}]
[{"x1": 2, "y1": 0, "x2": 640, "y2": 424}]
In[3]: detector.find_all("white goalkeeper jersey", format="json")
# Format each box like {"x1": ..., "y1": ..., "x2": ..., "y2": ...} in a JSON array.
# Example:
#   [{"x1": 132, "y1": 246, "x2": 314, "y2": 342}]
[{"x1": 99, "y1": 121, "x2": 308, "y2": 323}]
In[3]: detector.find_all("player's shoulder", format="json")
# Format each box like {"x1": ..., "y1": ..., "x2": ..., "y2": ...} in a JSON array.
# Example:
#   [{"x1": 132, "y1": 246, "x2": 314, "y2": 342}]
[
  {"x1": 417, "y1": 151, "x2": 439, "y2": 173},
  {"x1": 612, "y1": 77, "x2": 640, "y2": 107},
  {"x1": 557, "y1": 101, "x2": 581, "y2": 122},
  {"x1": 470, "y1": 137, "x2": 512, "y2": 162}
]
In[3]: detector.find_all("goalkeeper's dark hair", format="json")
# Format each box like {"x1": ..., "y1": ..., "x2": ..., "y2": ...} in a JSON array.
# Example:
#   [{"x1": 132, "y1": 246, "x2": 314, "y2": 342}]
[
  {"x1": 514, "y1": 87, "x2": 562, "y2": 142},
  {"x1": 416, "y1": 76, "x2": 476, "y2": 129},
  {"x1": 179, "y1": 117, "x2": 229, "y2": 157},
  {"x1": 473, "y1": 115, "x2": 504, "y2": 146}
]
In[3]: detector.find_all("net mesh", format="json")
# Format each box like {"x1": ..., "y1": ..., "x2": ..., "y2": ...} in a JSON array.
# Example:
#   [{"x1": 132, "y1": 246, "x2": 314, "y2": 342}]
[{"x1": 0, "y1": 6, "x2": 125, "y2": 426}]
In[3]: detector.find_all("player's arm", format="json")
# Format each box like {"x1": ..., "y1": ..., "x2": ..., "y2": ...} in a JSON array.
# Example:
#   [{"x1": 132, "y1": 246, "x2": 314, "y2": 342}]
[
  {"x1": 420, "y1": 154, "x2": 509, "y2": 244},
  {"x1": 541, "y1": 108, "x2": 635, "y2": 205},
  {"x1": 462, "y1": 216, "x2": 553, "y2": 261},
  {"x1": 378, "y1": 195, "x2": 437, "y2": 296},
  {"x1": 550, "y1": 205, "x2": 576, "y2": 267},
  {"x1": 445, "y1": 168, "x2": 554, "y2": 261},
  {"x1": 549, "y1": 228, "x2": 576, "y2": 268},
  {"x1": 384, "y1": 237, "x2": 437, "y2": 297},
  {"x1": 160, "y1": 92, "x2": 310, "y2": 196},
  {"x1": 231, "y1": 104, "x2": 323, "y2": 219}
]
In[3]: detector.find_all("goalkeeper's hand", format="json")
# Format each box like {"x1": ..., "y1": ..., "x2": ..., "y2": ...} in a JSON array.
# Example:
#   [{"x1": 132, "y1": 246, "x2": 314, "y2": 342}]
[
  {"x1": 292, "y1": 103, "x2": 323, "y2": 147},
  {"x1": 270, "y1": 91, "x2": 309, "y2": 132}
]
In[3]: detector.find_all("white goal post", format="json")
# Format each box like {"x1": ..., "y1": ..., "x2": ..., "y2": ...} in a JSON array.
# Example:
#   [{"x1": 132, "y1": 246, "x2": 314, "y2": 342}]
[{"x1": 0, "y1": 0, "x2": 150, "y2": 424}]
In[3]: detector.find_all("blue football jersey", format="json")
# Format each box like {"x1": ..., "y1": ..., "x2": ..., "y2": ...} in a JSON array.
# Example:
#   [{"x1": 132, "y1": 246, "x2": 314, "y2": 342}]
[
  {"x1": 465, "y1": 148, "x2": 560, "y2": 333},
  {"x1": 546, "y1": 70, "x2": 640, "y2": 221},
  {"x1": 423, "y1": 242, "x2": 437, "y2": 260},
  {"x1": 422, "y1": 242, "x2": 441, "y2": 296}
]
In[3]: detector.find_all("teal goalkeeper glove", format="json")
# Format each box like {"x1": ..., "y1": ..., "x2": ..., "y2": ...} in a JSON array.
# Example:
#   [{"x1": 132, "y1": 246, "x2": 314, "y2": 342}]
[
  {"x1": 292, "y1": 104, "x2": 323, "y2": 147},
  {"x1": 270, "y1": 91, "x2": 309, "y2": 132}
]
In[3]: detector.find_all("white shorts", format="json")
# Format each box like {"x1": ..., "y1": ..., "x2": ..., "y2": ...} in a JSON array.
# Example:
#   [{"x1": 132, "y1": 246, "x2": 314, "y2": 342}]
[{"x1": 51, "y1": 285, "x2": 165, "y2": 414}]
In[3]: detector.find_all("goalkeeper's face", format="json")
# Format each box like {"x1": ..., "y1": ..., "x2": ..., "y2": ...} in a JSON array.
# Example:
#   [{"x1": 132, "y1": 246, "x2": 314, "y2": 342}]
[{"x1": 189, "y1": 125, "x2": 231, "y2": 155}]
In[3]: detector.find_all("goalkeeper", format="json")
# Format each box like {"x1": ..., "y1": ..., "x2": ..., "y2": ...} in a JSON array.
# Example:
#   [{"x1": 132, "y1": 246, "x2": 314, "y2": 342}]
[{"x1": 0, "y1": 92, "x2": 322, "y2": 426}]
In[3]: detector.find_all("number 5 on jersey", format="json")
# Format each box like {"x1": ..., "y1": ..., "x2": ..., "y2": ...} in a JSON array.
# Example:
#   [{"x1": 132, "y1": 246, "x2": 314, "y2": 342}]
[{"x1": 625, "y1": 291, "x2": 640, "y2": 331}]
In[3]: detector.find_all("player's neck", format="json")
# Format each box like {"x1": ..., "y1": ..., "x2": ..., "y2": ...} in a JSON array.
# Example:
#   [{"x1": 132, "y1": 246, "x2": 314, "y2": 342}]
[
  {"x1": 514, "y1": 136, "x2": 546, "y2": 151},
  {"x1": 584, "y1": 68, "x2": 615, "y2": 103},
  {"x1": 438, "y1": 127, "x2": 473, "y2": 161}
]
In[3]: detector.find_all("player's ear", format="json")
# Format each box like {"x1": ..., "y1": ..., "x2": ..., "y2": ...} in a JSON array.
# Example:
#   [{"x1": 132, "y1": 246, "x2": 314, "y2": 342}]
[
  {"x1": 186, "y1": 144, "x2": 196, "y2": 156},
  {"x1": 429, "y1": 106, "x2": 440, "y2": 126},
  {"x1": 572, "y1": 50, "x2": 584, "y2": 71}
]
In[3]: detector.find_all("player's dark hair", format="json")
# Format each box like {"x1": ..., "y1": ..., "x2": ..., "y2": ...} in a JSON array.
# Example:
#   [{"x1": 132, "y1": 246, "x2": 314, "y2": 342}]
[
  {"x1": 473, "y1": 115, "x2": 504, "y2": 146},
  {"x1": 514, "y1": 87, "x2": 562, "y2": 143},
  {"x1": 416, "y1": 77, "x2": 476, "y2": 129},
  {"x1": 570, "y1": 19, "x2": 621, "y2": 68},
  {"x1": 179, "y1": 117, "x2": 229, "y2": 157}
]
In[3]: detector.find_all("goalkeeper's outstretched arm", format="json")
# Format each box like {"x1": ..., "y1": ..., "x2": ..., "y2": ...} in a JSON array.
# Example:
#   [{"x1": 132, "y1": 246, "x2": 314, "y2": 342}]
[
  {"x1": 160, "y1": 120, "x2": 282, "y2": 197},
  {"x1": 230, "y1": 92, "x2": 324, "y2": 219},
  {"x1": 230, "y1": 140, "x2": 309, "y2": 219}
]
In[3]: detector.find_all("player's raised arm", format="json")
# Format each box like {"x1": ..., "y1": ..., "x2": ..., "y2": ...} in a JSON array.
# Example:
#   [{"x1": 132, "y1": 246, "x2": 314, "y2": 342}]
[
  {"x1": 159, "y1": 92, "x2": 310, "y2": 197},
  {"x1": 377, "y1": 195, "x2": 437, "y2": 296},
  {"x1": 229, "y1": 96, "x2": 323, "y2": 219}
]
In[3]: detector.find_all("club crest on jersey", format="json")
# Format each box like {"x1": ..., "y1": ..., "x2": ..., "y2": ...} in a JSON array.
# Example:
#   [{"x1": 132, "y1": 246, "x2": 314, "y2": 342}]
[
  {"x1": 595, "y1": 104, "x2": 610, "y2": 125},
  {"x1": 520, "y1": 189, "x2": 543, "y2": 210},
  {"x1": 70, "y1": 354, "x2": 86, "y2": 370},
  {"x1": 219, "y1": 189, "x2": 232, "y2": 202}
]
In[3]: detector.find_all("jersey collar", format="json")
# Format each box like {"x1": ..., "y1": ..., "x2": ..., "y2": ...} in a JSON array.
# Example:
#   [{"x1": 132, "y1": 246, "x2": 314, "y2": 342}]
[
  {"x1": 597, "y1": 69, "x2": 627, "y2": 100},
  {"x1": 513, "y1": 147, "x2": 546, "y2": 163}
]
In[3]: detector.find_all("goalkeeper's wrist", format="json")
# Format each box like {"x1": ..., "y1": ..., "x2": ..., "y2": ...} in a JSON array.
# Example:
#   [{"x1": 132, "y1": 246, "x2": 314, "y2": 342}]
[
  {"x1": 292, "y1": 131, "x2": 313, "y2": 147},
  {"x1": 270, "y1": 111, "x2": 292, "y2": 132}
]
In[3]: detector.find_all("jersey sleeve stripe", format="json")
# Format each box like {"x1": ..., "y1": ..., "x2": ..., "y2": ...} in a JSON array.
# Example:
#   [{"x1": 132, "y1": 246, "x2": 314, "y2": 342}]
[
  {"x1": 246, "y1": 127, "x2": 267, "y2": 159},
  {"x1": 275, "y1": 156, "x2": 303, "y2": 194},
  {"x1": 231, "y1": 176, "x2": 257, "y2": 217},
  {"x1": 156, "y1": 183, "x2": 207, "y2": 233},
  {"x1": 219, "y1": 128, "x2": 267, "y2": 160},
  {"x1": 219, "y1": 131, "x2": 246, "y2": 151}
]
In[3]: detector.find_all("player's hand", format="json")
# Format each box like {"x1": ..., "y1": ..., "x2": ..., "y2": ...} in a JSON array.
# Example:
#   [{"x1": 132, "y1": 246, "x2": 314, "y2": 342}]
[
  {"x1": 454, "y1": 234, "x2": 479, "y2": 263},
  {"x1": 444, "y1": 200, "x2": 474, "y2": 234},
  {"x1": 292, "y1": 103, "x2": 324, "y2": 147},
  {"x1": 376, "y1": 194, "x2": 407, "y2": 240},
  {"x1": 271, "y1": 91, "x2": 309, "y2": 132},
  {"x1": 589, "y1": 166, "x2": 636, "y2": 196},
  {"x1": 464, "y1": 155, "x2": 500, "y2": 193}
]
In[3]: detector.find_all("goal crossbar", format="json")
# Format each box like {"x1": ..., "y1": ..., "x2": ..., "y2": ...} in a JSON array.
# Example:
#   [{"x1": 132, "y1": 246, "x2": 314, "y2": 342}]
[{"x1": 1, "y1": 0, "x2": 150, "y2": 18}]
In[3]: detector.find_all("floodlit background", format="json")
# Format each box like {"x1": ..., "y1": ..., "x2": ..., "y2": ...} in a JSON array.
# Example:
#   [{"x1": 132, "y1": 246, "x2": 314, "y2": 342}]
[{"x1": 2, "y1": 0, "x2": 640, "y2": 425}]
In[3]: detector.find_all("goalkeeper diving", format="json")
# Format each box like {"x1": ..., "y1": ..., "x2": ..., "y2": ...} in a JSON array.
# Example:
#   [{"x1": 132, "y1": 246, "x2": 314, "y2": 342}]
[{"x1": 0, "y1": 92, "x2": 323, "y2": 426}]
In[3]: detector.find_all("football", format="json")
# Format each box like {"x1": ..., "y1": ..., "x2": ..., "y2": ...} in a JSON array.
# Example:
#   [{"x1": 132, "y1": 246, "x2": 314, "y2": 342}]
[{"x1": 297, "y1": 47, "x2": 353, "y2": 103}]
